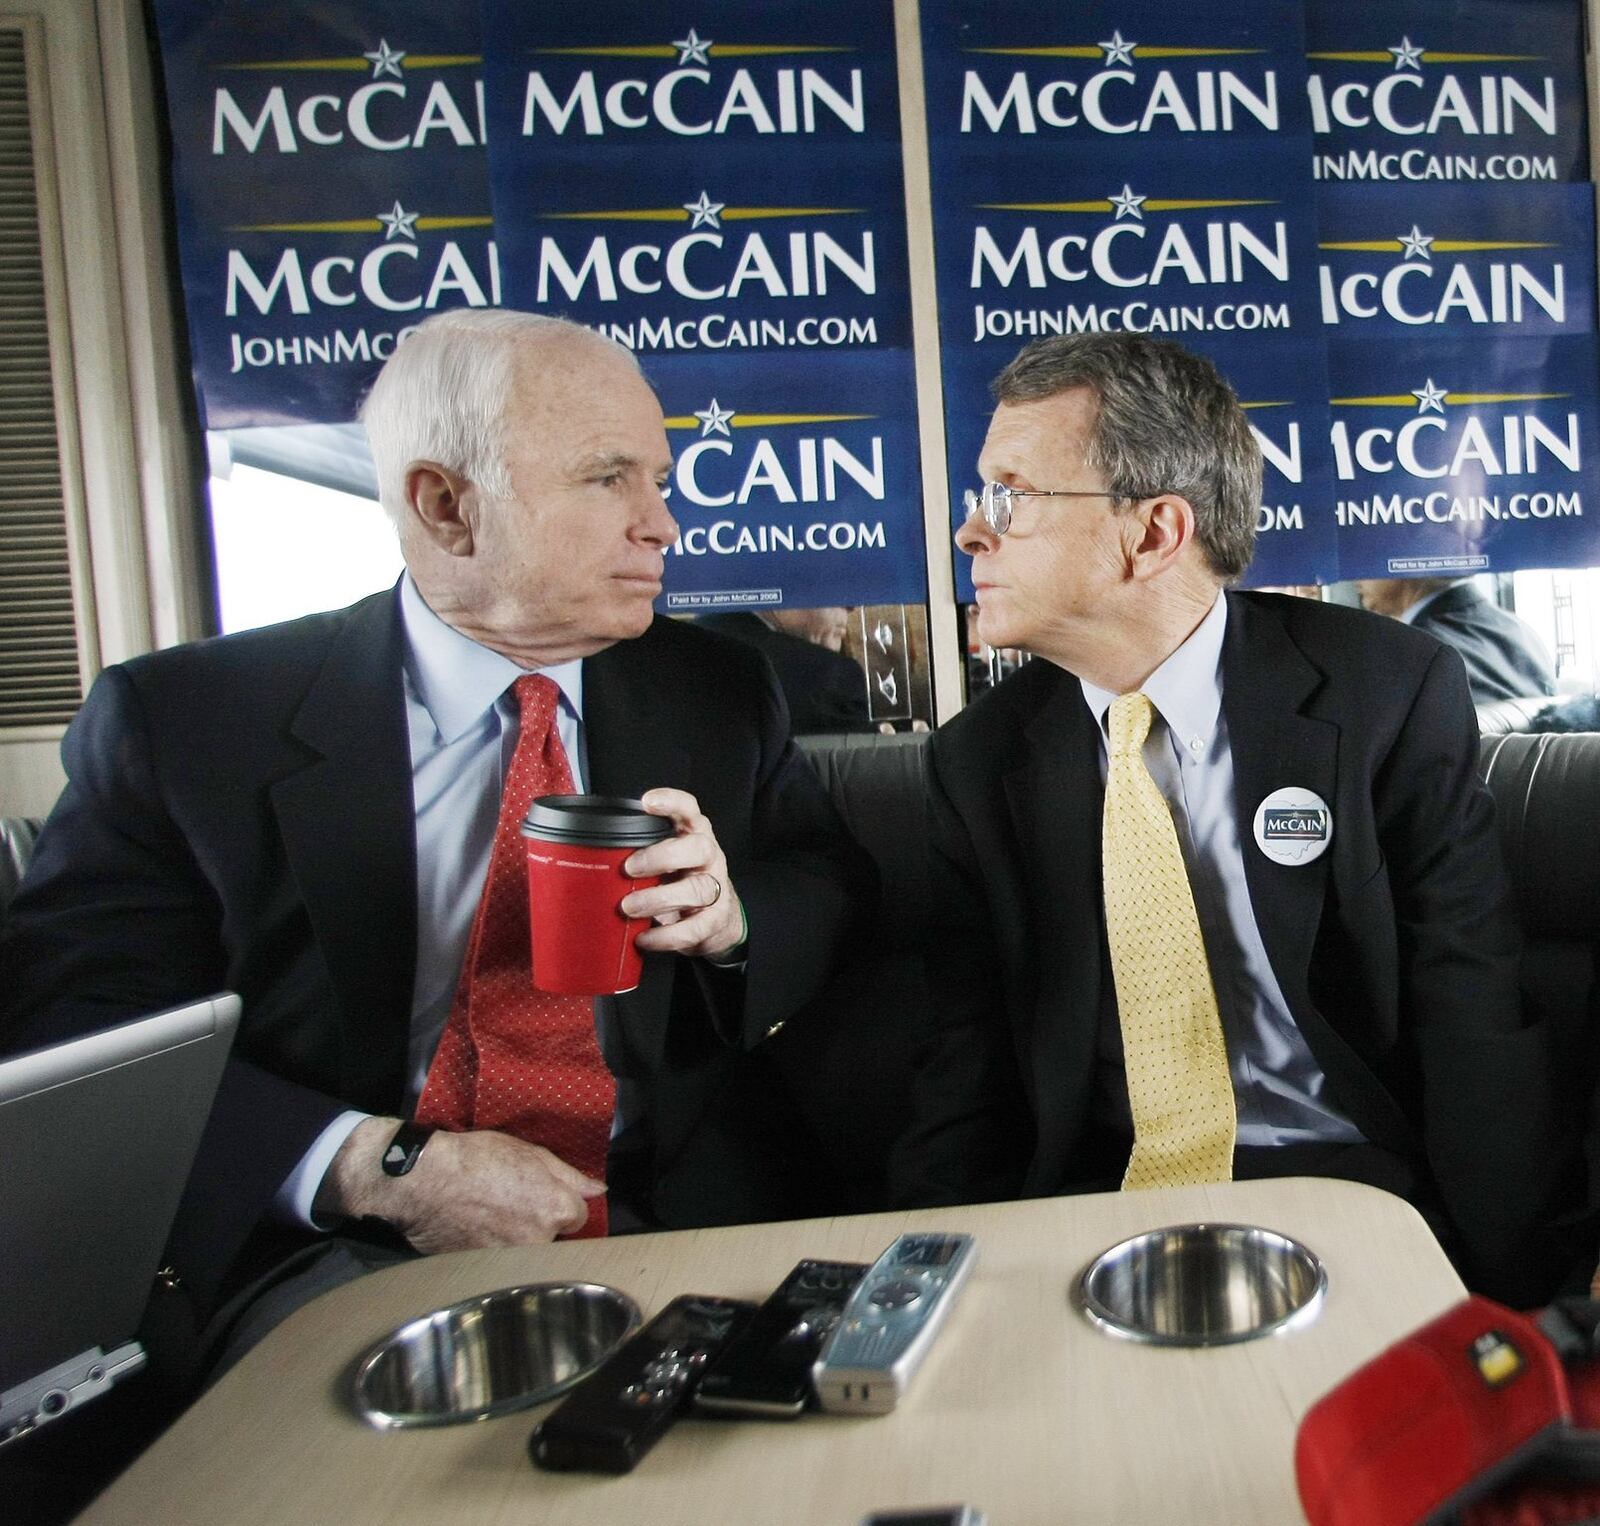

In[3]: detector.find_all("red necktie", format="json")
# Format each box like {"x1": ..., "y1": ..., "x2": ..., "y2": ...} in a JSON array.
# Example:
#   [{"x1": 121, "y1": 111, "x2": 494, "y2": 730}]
[{"x1": 415, "y1": 674, "x2": 614, "y2": 1238}]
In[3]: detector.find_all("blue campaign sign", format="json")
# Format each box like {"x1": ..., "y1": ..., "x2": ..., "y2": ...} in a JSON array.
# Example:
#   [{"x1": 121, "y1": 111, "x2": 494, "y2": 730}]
[
  {"x1": 1319, "y1": 182, "x2": 1596, "y2": 337},
  {"x1": 1196, "y1": 335, "x2": 1341, "y2": 590},
  {"x1": 920, "y1": 0, "x2": 1321, "y2": 601},
  {"x1": 1328, "y1": 333, "x2": 1600, "y2": 578},
  {"x1": 1307, "y1": 0, "x2": 1587, "y2": 184},
  {"x1": 482, "y1": 0, "x2": 910, "y2": 354},
  {"x1": 488, "y1": 138, "x2": 909, "y2": 353},
  {"x1": 921, "y1": 0, "x2": 1310, "y2": 148},
  {"x1": 479, "y1": 0, "x2": 922, "y2": 611},
  {"x1": 484, "y1": 0, "x2": 894, "y2": 149},
  {"x1": 940, "y1": 333, "x2": 1340, "y2": 600},
  {"x1": 646, "y1": 349, "x2": 926, "y2": 611},
  {"x1": 958, "y1": 137, "x2": 1323, "y2": 347},
  {"x1": 933, "y1": 134, "x2": 1324, "y2": 599},
  {"x1": 150, "y1": 0, "x2": 492, "y2": 426}
]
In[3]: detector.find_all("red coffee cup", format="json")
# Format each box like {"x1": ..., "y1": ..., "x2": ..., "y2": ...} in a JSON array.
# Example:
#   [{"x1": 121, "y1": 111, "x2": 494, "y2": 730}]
[{"x1": 520, "y1": 795, "x2": 674, "y2": 995}]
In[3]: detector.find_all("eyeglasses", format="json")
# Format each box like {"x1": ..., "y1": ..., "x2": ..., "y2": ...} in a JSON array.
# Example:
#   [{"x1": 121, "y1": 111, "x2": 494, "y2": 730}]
[{"x1": 961, "y1": 481, "x2": 1121, "y2": 537}]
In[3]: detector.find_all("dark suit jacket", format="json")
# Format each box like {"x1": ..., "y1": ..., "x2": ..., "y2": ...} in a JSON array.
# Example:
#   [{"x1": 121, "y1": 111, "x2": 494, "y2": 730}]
[
  {"x1": 909, "y1": 590, "x2": 1565, "y2": 1300},
  {"x1": 1411, "y1": 582, "x2": 1556, "y2": 706},
  {"x1": 0, "y1": 588, "x2": 872, "y2": 1306},
  {"x1": 699, "y1": 613, "x2": 873, "y2": 735}
]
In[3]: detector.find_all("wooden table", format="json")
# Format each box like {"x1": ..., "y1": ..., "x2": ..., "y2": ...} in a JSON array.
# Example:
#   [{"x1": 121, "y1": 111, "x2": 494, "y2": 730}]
[{"x1": 81, "y1": 1178, "x2": 1464, "y2": 1525}]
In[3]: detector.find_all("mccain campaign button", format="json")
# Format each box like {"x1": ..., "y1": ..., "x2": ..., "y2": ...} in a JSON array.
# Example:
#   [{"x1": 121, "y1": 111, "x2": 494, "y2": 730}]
[{"x1": 1253, "y1": 787, "x2": 1333, "y2": 866}]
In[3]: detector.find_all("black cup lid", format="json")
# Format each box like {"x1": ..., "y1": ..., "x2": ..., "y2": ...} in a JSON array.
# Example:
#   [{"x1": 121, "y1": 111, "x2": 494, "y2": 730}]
[{"x1": 520, "y1": 794, "x2": 675, "y2": 846}]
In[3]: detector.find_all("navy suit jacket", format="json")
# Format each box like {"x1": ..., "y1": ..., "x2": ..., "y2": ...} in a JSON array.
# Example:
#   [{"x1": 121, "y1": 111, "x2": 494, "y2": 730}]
[
  {"x1": 699, "y1": 613, "x2": 873, "y2": 735},
  {"x1": 0, "y1": 588, "x2": 872, "y2": 1305},
  {"x1": 908, "y1": 591, "x2": 1565, "y2": 1301},
  {"x1": 1411, "y1": 581, "x2": 1556, "y2": 706}
]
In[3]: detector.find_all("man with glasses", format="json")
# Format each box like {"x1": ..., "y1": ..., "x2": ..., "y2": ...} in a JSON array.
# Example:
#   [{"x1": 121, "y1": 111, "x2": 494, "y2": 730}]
[{"x1": 901, "y1": 331, "x2": 1572, "y2": 1303}]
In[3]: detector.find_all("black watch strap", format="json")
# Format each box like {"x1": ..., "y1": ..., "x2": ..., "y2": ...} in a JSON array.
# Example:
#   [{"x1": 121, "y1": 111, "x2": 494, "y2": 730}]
[{"x1": 381, "y1": 1120, "x2": 436, "y2": 1177}]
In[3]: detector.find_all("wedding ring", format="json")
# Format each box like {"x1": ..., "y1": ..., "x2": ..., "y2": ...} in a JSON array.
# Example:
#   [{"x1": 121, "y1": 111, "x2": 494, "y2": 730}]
[{"x1": 704, "y1": 874, "x2": 723, "y2": 908}]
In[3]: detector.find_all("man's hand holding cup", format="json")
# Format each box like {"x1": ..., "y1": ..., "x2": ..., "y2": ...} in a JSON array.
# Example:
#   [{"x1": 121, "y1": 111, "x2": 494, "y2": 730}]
[{"x1": 623, "y1": 787, "x2": 746, "y2": 961}]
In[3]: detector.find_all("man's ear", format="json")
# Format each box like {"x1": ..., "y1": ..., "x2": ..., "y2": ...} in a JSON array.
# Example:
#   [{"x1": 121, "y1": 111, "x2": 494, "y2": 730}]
[
  {"x1": 405, "y1": 461, "x2": 476, "y2": 556},
  {"x1": 1126, "y1": 492, "x2": 1196, "y2": 582}
]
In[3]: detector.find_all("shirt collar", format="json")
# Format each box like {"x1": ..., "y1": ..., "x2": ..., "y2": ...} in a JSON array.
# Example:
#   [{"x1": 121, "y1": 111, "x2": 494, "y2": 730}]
[
  {"x1": 1079, "y1": 592, "x2": 1227, "y2": 759},
  {"x1": 399, "y1": 573, "x2": 584, "y2": 743}
]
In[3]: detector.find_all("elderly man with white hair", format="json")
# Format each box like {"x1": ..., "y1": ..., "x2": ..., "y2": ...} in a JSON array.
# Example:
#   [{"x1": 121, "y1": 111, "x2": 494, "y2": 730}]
[{"x1": 0, "y1": 310, "x2": 872, "y2": 1345}]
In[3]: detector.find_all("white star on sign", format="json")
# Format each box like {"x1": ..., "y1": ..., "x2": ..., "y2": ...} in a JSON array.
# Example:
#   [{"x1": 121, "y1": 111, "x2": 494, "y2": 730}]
[
  {"x1": 1412, "y1": 379, "x2": 1448, "y2": 413},
  {"x1": 377, "y1": 201, "x2": 418, "y2": 241},
  {"x1": 1388, "y1": 36, "x2": 1424, "y2": 71},
  {"x1": 682, "y1": 191, "x2": 725, "y2": 229},
  {"x1": 1099, "y1": 30, "x2": 1137, "y2": 67},
  {"x1": 1398, "y1": 225, "x2": 1434, "y2": 261},
  {"x1": 673, "y1": 28, "x2": 712, "y2": 66},
  {"x1": 364, "y1": 39, "x2": 407, "y2": 79},
  {"x1": 1109, "y1": 184, "x2": 1147, "y2": 221},
  {"x1": 694, "y1": 399, "x2": 736, "y2": 437}
]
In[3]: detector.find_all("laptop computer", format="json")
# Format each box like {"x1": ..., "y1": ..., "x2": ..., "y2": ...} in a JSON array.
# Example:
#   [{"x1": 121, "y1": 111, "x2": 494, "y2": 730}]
[{"x1": 0, "y1": 993, "x2": 240, "y2": 1448}]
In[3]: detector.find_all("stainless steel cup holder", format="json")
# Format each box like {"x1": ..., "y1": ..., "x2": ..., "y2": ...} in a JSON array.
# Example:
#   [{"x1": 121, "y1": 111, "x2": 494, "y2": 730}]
[
  {"x1": 1078, "y1": 1223, "x2": 1326, "y2": 1347},
  {"x1": 350, "y1": 1281, "x2": 640, "y2": 1429}
]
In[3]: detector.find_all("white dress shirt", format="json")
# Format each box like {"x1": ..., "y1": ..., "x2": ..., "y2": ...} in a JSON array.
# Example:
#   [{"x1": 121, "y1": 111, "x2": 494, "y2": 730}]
[{"x1": 1079, "y1": 594, "x2": 1364, "y2": 1147}]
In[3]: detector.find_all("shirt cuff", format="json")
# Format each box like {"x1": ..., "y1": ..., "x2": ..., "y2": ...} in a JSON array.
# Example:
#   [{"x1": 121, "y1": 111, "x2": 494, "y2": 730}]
[{"x1": 273, "y1": 1109, "x2": 370, "y2": 1230}]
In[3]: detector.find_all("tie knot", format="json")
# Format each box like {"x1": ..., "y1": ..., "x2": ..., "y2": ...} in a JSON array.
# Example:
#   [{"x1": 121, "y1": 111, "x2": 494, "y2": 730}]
[
  {"x1": 1108, "y1": 692, "x2": 1154, "y2": 757},
  {"x1": 512, "y1": 673, "x2": 561, "y2": 727}
]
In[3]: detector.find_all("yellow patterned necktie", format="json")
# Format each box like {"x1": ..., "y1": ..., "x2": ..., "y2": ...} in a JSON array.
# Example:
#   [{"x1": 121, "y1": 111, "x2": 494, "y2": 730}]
[{"x1": 1102, "y1": 691, "x2": 1236, "y2": 1188}]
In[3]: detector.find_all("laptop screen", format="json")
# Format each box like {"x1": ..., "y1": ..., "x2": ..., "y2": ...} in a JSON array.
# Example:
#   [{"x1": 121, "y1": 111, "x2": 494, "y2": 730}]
[{"x1": 0, "y1": 994, "x2": 240, "y2": 1433}]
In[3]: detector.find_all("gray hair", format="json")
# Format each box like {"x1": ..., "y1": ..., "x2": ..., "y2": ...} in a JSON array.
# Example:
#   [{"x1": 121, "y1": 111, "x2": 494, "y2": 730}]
[
  {"x1": 359, "y1": 310, "x2": 640, "y2": 521},
  {"x1": 991, "y1": 332, "x2": 1260, "y2": 581}
]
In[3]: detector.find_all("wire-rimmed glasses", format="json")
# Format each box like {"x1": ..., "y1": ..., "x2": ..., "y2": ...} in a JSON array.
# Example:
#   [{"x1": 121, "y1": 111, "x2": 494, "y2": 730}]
[{"x1": 961, "y1": 481, "x2": 1120, "y2": 536}]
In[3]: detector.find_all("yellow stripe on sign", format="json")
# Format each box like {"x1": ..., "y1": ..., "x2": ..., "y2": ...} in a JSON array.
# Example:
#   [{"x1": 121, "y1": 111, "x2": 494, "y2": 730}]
[
  {"x1": 1329, "y1": 395, "x2": 1424, "y2": 407},
  {"x1": 1132, "y1": 47, "x2": 1265, "y2": 58},
  {"x1": 230, "y1": 216, "x2": 493, "y2": 233},
  {"x1": 965, "y1": 46, "x2": 1103, "y2": 58},
  {"x1": 220, "y1": 53, "x2": 481, "y2": 71},
  {"x1": 978, "y1": 200, "x2": 1112, "y2": 213},
  {"x1": 1318, "y1": 239, "x2": 1555, "y2": 253},
  {"x1": 1421, "y1": 52, "x2": 1543, "y2": 63},
  {"x1": 546, "y1": 207, "x2": 863, "y2": 222},
  {"x1": 545, "y1": 209, "x2": 692, "y2": 222},
  {"x1": 1432, "y1": 241, "x2": 1555, "y2": 252},
  {"x1": 720, "y1": 207, "x2": 863, "y2": 219},
  {"x1": 222, "y1": 58, "x2": 371, "y2": 71},
  {"x1": 232, "y1": 219, "x2": 384, "y2": 233},
  {"x1": 1306, "y1": 50, "x2": 1541, "y2": 63},
  {"x1": 1143, "y1": 199, "x2": 1273, "y2": 211},
  {"x1": 531, "y1": 46, "x2": 678, "y2": 58},
  {"x1": 661, "y1": 414, "x2": 875, "y2": 429},
  {"x1": 1240, "y1": 402, "x2": 1292, "y2": 410},
  {"x1": 707, "y1": 45, "x2": 853, "y2": 56},
  {"x1": 1450, "y1": 392, "x2": 1568, "y2": 404},
  {"x1": 1331, "y1": 392, "x2": 1569, "y2": 407},
  {"x1": 966, "y1": 45, "x2": 1263, "y2": 58}
]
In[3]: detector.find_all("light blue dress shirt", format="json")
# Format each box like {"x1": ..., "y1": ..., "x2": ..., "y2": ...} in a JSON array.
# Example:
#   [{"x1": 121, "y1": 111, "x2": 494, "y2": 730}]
[
  {"x1": 1079, "y1": 594, "x2": 1364, "y2": 1148},
  {"x1": 276, "y1": 575, "x2": 590, "y2": 1225}
]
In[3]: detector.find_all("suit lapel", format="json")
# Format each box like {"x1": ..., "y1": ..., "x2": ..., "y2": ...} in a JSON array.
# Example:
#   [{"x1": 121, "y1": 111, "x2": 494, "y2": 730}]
[
  {"x1": 1003, "y1": 666, "x2": 1105, "y2": 1161},
  {"x1": 583, "y1": 625, "x2": 691, "y2": 1072},
  {"x1": 271, "y1": 589, "x2": 416, "y2": 1109},
  {"x1": 1222, "y1": 593, "x2": 1338, "y2": 1005},
  {"x1": 582, "y1": 625, "x2": 691, "y2": 800}
]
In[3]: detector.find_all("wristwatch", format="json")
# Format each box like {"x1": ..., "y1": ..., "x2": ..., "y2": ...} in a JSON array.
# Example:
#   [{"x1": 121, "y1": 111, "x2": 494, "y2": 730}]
[{"x1": 381, "y1": 1120, "x2": 435, "y2": 1177}]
